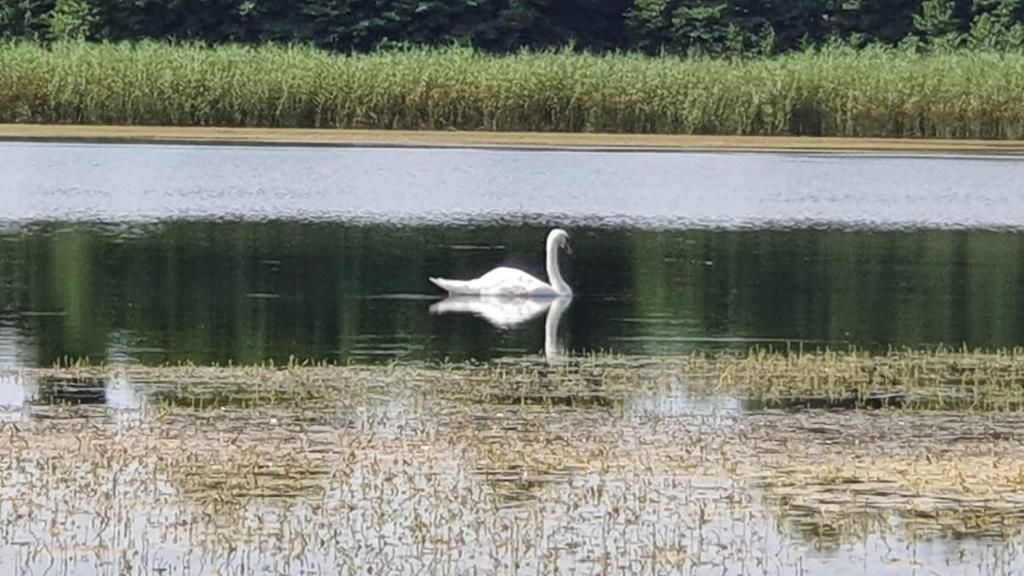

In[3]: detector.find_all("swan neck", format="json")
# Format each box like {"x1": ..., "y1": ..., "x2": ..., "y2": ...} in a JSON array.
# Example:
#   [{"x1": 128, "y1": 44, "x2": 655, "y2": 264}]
[{"x1": 546, "y1": 236, "x2": 570, "y2": 295}]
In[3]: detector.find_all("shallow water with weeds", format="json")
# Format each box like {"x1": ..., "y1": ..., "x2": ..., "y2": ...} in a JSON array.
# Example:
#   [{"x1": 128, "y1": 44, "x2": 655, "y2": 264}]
[{"x1": 1, "y1": 354, "x2": 1024, "y2": 575}]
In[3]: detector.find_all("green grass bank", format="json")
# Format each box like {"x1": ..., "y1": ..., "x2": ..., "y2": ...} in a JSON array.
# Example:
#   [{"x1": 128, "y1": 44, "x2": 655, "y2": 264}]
[{"x1": 3, "y1": 41, "x2": 1024, "y2": 139}]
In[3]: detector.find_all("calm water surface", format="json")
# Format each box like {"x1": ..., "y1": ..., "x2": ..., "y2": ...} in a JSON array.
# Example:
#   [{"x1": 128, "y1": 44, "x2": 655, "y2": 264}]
[
  {"x1": 2, "y1": 141, "x2": 1024, "y2": 575},
  {"x1": 3, "y1": 141, "x2": 1024, "y2": 366}
]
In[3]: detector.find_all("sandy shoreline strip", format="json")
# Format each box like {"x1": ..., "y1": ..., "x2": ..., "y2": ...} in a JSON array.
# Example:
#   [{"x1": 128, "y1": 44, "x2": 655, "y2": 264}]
[{"x1": 4, "y1": 123, "x2": 1024, "y2": 153}]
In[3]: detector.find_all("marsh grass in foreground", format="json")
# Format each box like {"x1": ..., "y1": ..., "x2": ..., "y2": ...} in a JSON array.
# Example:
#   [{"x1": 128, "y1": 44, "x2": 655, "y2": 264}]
[
  {"x1": 39, "y1": 346, "x2": 1024, "y2": 411},
  {"x1": 2, "y1": 344, "x2": 1024, "y2": 569},
  {"x1": 2, "y1": 349, "x2": 1024, "y2": 573},
  {"x1": 4, "y1": 41, "x2": 1024, "y2": 139}
]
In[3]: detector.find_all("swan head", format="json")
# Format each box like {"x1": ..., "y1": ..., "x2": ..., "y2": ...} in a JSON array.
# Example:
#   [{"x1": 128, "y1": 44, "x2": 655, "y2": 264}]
[{"x1": 547, "y1": 228, "x2": 572, "y2": 255}]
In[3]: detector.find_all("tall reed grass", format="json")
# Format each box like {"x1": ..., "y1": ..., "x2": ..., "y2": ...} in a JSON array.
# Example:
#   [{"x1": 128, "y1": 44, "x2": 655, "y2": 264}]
[{"x1": 2, "y1": 41, "x2": 1024, "y2": 138}]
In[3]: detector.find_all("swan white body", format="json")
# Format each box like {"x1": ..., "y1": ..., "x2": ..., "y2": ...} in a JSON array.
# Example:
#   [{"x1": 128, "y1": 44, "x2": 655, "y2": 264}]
[{"x1": 429, "y1": 229, "x2": 572, "y2": 297}]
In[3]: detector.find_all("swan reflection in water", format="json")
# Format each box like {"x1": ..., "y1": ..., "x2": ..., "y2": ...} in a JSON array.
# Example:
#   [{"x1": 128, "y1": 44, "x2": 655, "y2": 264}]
[{"x1": 429, "y1": 295, "x2": 572, "y2": 362}]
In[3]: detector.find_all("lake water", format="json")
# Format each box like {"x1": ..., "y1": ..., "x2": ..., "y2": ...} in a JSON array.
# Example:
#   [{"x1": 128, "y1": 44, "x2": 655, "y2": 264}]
[
  {"x1": 3, "y1": 140, "x2": 1024, "y2": 576},
  {"x1": 3, "y1": 142, "x2": 1024, "y2": 366}
]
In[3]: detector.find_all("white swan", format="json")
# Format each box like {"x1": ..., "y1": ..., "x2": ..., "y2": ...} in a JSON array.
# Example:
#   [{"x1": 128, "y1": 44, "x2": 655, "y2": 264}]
[{"x1": 429, "y1": 229, "x2": 572, "y2": 297}]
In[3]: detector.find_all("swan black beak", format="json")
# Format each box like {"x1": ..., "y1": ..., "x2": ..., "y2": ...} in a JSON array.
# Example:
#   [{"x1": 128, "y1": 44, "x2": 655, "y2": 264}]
[{"x1": 565, "y1": 241, "x2": 574, "y2": 255}]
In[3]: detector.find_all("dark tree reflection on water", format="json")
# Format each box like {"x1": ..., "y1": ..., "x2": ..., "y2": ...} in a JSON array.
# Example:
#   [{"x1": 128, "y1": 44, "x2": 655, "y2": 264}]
[{"x1": 1, "y1": 223, "x2": 1023, "y2": 367}]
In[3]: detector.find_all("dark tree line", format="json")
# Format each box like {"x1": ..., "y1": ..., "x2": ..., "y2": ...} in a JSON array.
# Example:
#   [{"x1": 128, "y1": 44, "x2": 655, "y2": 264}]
[{"x1": 3, "y1": 0, "x2": 1024, "y2": 54}]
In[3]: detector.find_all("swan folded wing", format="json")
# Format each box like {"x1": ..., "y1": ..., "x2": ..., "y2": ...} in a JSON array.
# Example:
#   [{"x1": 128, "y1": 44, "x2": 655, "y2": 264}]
[{"x1": 429, "y1": 267, "x2": 556, "y2": 296}]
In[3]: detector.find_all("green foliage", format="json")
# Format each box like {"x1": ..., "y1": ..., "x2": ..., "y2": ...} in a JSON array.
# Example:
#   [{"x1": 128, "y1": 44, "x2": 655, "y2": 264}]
[
  {"x1": 624, "y1": 0, "x2": 671, "y2": 52},
  {"x1": 830, "y1": 0, "x2": 920, "y2": 45},
  {"x1": 914, "y1": 0, "x2": 964, "y2": 48},
  {"x1": 621, "y1": 0, "x2": 968, "y2": 56},
  {"x1": 49, "y1": 0, "x2": 95, "y2": 39},
  {"x1": 0, "y1": 0, "x2": 56, "y2": 39},
  {"x1": 671, "y1": 2, "x2": 731, "y2": 55},
  {"x1": 4, "y1": 41, "x2": 1024, "y2": 138},
  {"x1": 969, "y1": 0, "x2": 1024, "y2": 49},
  {"x1": 4, "y1": 0, "x2": 1024, "y2": 55}
]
